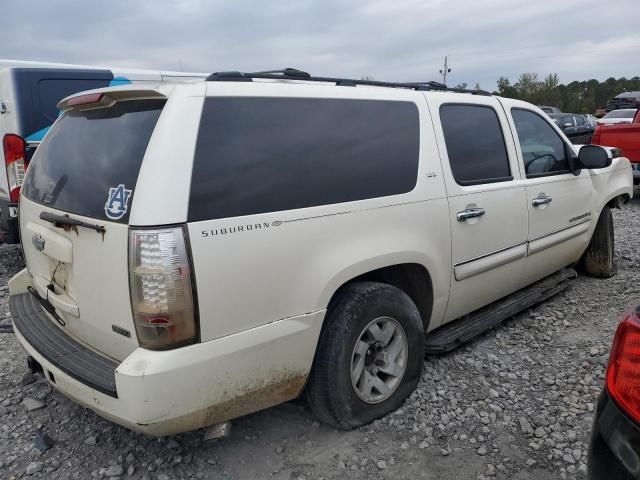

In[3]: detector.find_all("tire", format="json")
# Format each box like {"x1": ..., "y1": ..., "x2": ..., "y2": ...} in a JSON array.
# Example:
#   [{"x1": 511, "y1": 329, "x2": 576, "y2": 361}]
[
  {"x1": 304, "y1": 281, "x2": 424, "y2": 429},
  {"x1": 581, "y1": 207, "x2": 616, "y2": 278}
]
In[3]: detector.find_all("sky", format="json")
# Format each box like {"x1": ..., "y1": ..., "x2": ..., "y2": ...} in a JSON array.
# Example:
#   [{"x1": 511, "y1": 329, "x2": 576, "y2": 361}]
[{"x1": 2, "y1": 0, "x2": 639, "y2": 91}]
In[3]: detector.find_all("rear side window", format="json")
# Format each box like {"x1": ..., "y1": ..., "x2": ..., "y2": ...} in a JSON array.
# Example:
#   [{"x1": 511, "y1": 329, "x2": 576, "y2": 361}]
[
  {"x1": 511, "y1": 108, "x2": 570, "y2": 177},
  {"x1": 22, "y1": 99, "x2": 165, "y2": 222},
  {"x1": 188, "y1": 97, "x2": 419, "y2": 222},
  {"x1": 439, "y1": 104, "x2": 511, "y2": 185}
]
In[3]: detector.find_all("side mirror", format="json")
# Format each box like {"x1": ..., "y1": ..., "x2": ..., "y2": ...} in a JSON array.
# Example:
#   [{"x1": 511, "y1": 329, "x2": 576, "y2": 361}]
[{"x1": 579, "y1": 145, "x2": 612, "y2": 169}]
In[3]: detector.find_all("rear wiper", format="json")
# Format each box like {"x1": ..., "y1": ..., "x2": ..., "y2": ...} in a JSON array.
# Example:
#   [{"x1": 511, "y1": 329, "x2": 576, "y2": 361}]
[{"x1": 39, "y1": 212, "x2": 106, "y2": 239}]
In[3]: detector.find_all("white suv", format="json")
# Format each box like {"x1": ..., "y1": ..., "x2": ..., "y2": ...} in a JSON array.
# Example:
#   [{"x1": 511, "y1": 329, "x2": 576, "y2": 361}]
[{"x1": 9, "y1": 70, "x2": 633, "y2": 436}]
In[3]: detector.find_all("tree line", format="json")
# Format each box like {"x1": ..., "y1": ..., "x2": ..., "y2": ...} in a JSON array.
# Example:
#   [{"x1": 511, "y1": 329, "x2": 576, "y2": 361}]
[{"x1": 480, "y1": 73, "x2": 640, "y2": 114}]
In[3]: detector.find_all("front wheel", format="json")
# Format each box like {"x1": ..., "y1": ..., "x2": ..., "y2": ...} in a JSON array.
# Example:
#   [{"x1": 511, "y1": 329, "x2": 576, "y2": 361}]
[
  {"x1": 581, "y1": 207, "x2": 616, "y2": 278},
  {"x1": 304, "y1": 282, "x2": 424, "y2": 429}
]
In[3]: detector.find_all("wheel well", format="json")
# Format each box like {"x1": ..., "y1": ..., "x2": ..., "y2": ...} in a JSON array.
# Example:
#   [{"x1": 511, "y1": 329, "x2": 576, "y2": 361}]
[
  {"x1": 607, "y1": 193, "x2": 630, "y2": 209},
  {"x1": 331, "y1": 263, "x2": 434, "y2": 331}
]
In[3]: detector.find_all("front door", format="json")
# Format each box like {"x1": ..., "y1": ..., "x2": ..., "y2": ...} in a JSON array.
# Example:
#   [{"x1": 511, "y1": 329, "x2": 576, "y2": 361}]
[
  {"x1": 507, "y1": 106, "x2": 593, "y2": 285},
  {"x1": 428, "y1": 97, "x2": 528, "y2": 325}
]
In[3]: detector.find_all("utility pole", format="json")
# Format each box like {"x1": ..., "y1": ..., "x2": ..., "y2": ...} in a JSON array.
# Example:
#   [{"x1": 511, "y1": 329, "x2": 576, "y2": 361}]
[{"x1": 439, "y1": 56, "x2": 451, "y2": 86}]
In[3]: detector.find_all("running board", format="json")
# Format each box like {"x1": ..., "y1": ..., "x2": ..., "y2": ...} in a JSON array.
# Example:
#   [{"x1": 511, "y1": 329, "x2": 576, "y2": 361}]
[{"x1": 424, "y1": 268, "x2": 577, "y2": 355}]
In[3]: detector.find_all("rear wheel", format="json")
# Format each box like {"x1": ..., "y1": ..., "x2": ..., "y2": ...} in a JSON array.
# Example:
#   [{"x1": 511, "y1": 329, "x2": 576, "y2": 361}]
[
  {"x1": 305, "y1": 282, "x2": 424, "y2": 429},
  {"x1": 581, "y1": 207, "x2": 616, "y2": 278}
]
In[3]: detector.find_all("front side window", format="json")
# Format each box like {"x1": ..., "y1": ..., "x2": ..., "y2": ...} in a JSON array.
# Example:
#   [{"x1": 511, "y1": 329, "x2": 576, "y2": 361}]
[
  {"x1": 511, "y1": 108, "x2": 570, "y2": 177},
  {"x1": 439, "y1": 104, "x2": 511, "y2": 185}
]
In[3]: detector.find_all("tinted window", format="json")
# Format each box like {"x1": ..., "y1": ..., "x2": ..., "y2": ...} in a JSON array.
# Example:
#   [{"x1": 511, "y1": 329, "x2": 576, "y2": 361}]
[
  {"x1": 188, "y1": 97, "x2": 419, "y2": 221},
  {"x1": 439, "y1": 104, "x2": 511, "y2": 185},
  {"x1": 574, "y1": 116, "x2": 585, "y2": 126},
  {"x1": 511, "y1": 109, "x2": 570, "y2": 177},
  {"x1": 22, "y1": 100, "x2": 165, "y2": 222},
  {"x1": 11, "y1": 68, "x2": 112, "y2": 139}
]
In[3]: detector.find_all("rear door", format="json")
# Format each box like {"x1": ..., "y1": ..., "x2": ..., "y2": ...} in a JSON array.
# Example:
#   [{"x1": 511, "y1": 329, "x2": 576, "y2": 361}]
[
  {"x1": 20, "y1": 97, "x2": 166, "y2": 360},
  {"x1": 428, "y1": 95, "x2": 528, "y2": 323},
  {"x1": 505, "y1": 104, "x2": 593, "y2": 285}
]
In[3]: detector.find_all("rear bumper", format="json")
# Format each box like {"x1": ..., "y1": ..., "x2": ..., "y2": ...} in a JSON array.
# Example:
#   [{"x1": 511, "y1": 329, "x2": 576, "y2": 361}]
[
  {"x1": 0, "y1": 197, "x2": 20, "y2": 243},
  {"x1": 10, "y1": 277, "x2": 324, "y2": 436},
  {"x1": 588, "y1": 389, "x2": 640, "y2": 479}
]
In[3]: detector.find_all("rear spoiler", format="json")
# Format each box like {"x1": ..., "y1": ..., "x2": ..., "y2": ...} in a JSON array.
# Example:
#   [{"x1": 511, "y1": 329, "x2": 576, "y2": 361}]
[{"x1": 58, "y1": 85, "x2": 170, "y2": 113}]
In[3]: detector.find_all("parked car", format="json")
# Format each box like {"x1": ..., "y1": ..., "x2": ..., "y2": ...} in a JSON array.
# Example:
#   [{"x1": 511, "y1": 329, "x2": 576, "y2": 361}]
[
  {"x1": 584, "y1": 114, "x2": 599, "y2": 128},
  {"x1": 0, "y1": 59, "x2": 205, "y2": 243},
  {"x1": 8, "y1": 69, "x2": 633, "y2": 437},
  {"x1": 548, "y1": 113, "x2": 594, "y2": 144},
  {"x1": 592, "y1": 108, "x2": 640, "y2": 185},
  {"x1": 606, "y1": 91, "x2": 640, "y2": 112},
  {"x1": 587, "y1": 306, "x2": 640, "y2": 480},
  {"x1": 598, "y1": 109, "x2": 637, "y2": 125},
  {"x1": 539, "y1": 105, "x2": 562, "y2": 114}
]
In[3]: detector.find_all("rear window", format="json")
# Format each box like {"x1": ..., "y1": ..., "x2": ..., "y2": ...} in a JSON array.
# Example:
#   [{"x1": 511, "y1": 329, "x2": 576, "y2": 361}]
[
  {"x1": 188, "y1": 97, "x2": 420, "y2": 222},
  {"x1": 22, "y1": 99, "x2": 165, "y2": 222}
]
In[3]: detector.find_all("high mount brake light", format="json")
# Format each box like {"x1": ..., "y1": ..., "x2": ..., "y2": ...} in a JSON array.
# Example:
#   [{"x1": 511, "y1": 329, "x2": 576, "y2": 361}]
[
  {"x1": 67, "y1": 93, "x2": 104, "y2": 107},
  {"x1": 2, "y1": 134, "x2": 28, "y2": 202},
  {"x1": 606, "y1": 307, "x2": 640, "y2": 424},
  {"x1": 129, "y1": 226, "x2": 198, "y2": 349}
]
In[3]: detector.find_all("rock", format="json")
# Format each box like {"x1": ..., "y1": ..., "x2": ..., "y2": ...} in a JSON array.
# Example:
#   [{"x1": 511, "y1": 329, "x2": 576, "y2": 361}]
[
  {"x1": 21, "y1": 371, "x2": 36, "y2": 386},
  {"x1": 26, "y1": 462, "x2": 43, "y2": 475},
  {"x1": 590, "y1": 347, "x2": 599, "y2": 356},
  {"x1": 275, "y1": 446, "x2": 284, "y2": 454},
  {"x1": 376, "y1": 460, "x2": 387, "y2": 470},
  {"x1": 440, "y1": 448, "x2": 451, "y2": 456},
  {"x1": 22, "y1": 397, "x2": 45, "y2": 411},
  {"x1": 157, "y1": 475, "x2": 170, "y2": 480},
  {"x1": 127, "y1": 465, "x2": 135, "y2": 476},
  {"x1": 85, "y1": 435, "x2": 97, "y2": 445},
  {"x1": 166, "y1": 439, "x2": 180, "y2": 449},
  {"x1": 477, "y1": 446, "x2": 487, "y2": 456},
  {"x1": 400, "y1": 441, "x2": 409, "y2": 450},
  {"x1": 105, "y1": 465, "x2": 124, "y2": 477},
  {"x1": 32, "y1": 429, "x2": 54, "y2": 453}
]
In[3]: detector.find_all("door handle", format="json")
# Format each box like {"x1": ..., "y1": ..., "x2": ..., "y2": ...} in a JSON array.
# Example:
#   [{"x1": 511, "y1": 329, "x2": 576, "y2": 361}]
[
  {"x1": 457, "y1": 207, "x2": 486, "y2": 221},
  {"x1": 532, "y1": 196, "x2": 553, "y2": 207}
]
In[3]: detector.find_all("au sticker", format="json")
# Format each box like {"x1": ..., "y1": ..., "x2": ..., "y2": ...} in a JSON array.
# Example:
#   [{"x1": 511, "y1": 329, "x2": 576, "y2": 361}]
[{"x1": 104, "y1": 184, "x2": 132, "y2": 220}]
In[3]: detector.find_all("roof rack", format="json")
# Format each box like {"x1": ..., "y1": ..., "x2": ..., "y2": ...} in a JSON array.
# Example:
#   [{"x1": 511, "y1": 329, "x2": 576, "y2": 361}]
[{"x1": 205, "y1": 68, "x2": 491, "y2": 96}]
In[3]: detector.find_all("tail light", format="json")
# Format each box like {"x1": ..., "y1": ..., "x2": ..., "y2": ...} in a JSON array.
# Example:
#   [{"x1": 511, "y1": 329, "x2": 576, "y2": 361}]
[
  {"x1": 129, "y1": 225, "x2": 198, "y2": 349},
  {"x1": 3, "y1": 134, "x2": 28, "y2": 202},
  {"x1": 606, "y1": 307, "x2": 640, "y2": 423}
]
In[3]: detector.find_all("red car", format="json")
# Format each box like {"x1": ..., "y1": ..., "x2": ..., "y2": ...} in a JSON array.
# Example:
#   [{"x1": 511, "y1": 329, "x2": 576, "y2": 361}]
[
  {"x1": 592, "y1": 108, "x2": 640, "y2": 184},
  {"x1": 588, "y1": 306, "x2": 640, "y2": 479}
]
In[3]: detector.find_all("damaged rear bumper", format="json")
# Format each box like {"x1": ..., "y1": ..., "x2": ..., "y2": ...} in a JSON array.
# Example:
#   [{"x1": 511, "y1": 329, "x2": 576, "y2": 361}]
[{"x1": 9, "y1": 271, "x2": 324, "y2": 436}]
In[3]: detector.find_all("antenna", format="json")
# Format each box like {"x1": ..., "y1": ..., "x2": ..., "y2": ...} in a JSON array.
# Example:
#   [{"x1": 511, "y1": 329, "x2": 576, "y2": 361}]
[{"x1": 439, "y1": 56, "x2": 451, "y2": 86}]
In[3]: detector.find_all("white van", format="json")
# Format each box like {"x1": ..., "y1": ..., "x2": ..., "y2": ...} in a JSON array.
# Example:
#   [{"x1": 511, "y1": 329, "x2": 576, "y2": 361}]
[
  {"x1": 9, "y1": 69, "x2": 632, "y2": 436},
  {"x1": 0, "y1": 59, "x2": 205, "y2": 243}
]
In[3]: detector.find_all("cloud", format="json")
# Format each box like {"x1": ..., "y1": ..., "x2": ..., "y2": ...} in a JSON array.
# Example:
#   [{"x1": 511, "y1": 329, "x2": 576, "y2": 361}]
[{"x1": 1, "y1": 0, "x2": 638, "y2": 90}]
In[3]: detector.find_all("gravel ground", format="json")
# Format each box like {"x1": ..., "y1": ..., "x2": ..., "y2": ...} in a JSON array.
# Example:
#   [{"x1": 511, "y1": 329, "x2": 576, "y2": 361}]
[{"x1": 1, "y1": 195, "x2": 639, "y2": 480}]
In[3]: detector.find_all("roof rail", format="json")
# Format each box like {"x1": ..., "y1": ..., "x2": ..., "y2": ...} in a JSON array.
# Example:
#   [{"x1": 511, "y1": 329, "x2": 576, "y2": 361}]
[{"x1": 205, "y1": 68, "x2": 491, "y2": 96}]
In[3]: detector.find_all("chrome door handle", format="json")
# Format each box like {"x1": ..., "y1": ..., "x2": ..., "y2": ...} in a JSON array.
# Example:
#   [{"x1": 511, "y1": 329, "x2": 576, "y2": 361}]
[
  {"x1": 532, "y1": 196, "x2": 553, "y2": 207},
  {"x1": 457, "y1": 207, "x2": 486, "y2": 221}
]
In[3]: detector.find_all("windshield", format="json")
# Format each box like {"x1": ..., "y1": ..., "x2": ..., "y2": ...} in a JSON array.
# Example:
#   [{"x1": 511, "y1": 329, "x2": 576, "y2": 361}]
[
  {"x1": 603, "y1": 109, "x2": 636, "y2": 119},
  {"x1": 22, "y1": 99, "x2": 165, "y2": 222}
]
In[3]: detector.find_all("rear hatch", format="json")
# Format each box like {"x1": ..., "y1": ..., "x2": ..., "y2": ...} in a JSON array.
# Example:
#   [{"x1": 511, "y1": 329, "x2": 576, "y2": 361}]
[{"x1": 20, "y1": 95, "x2": 166, "y2": 361}]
